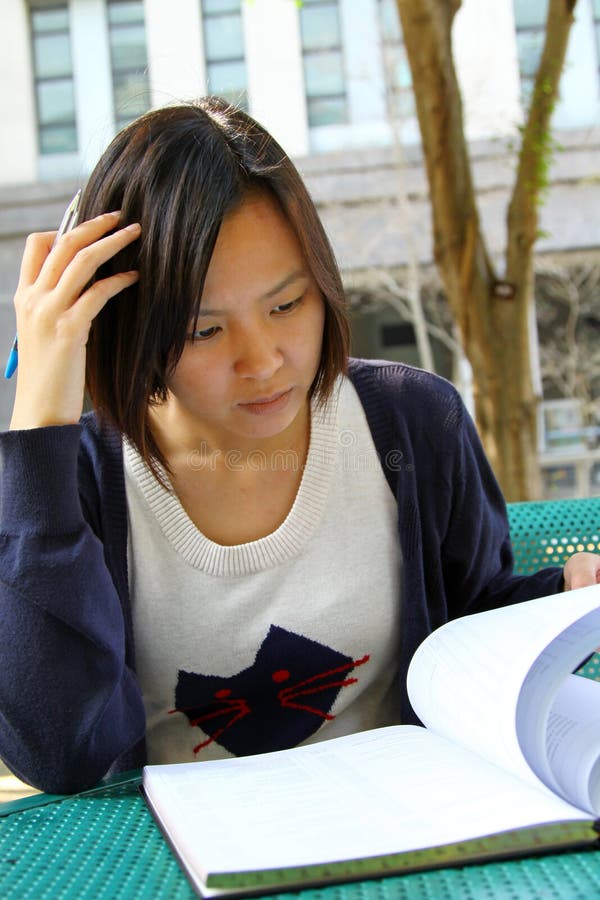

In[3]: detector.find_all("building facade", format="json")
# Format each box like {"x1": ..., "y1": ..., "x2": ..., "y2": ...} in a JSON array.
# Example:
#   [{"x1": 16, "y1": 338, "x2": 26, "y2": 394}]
[{"x1": 0, "y1": 0, "x2": 599, "y2": 493}]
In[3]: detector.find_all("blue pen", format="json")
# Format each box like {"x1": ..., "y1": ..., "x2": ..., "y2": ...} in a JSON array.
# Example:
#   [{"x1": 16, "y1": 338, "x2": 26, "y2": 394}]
[{"x1": 5, "y1": 188, "x2": 82, "y2": 379}]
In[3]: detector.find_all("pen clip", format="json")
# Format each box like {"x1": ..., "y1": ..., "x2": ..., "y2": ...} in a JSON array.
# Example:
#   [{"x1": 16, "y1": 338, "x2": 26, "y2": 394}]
[{"x1": 54, "y1": 189, "x2": 82, "y2": 245}]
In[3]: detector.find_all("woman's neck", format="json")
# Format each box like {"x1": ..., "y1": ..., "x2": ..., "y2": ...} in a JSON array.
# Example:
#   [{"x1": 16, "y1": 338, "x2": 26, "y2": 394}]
[{"x1": 148, "y1": 396, "x2": 312, "y2": 475}]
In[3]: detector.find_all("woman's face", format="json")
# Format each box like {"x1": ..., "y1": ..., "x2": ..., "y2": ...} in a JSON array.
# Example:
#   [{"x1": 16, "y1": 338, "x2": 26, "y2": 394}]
[{"x1": 163, "y1": 191, "x2": 325, "y2": 450}]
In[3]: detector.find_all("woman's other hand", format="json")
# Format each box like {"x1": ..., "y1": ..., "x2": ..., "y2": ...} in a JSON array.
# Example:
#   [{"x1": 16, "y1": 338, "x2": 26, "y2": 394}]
[{"x1": 563, "y1": 552, "x2": 600, "y2": 591}]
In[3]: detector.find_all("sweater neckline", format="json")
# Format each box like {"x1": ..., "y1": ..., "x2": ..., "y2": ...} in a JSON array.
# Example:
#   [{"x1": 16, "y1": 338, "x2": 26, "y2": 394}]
[{"x1": 124, "y1": 386, "x2": 341, "y2": 577}]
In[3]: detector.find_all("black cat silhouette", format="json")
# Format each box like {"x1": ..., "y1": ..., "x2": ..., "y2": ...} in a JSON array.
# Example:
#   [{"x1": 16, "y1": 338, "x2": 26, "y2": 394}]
[{"x1": 170, "y1": 625, "x2": 370, "y2": 756}]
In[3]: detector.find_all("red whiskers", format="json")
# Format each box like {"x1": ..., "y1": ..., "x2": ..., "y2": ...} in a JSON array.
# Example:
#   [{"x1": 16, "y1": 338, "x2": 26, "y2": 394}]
[{"x1": 278, "y1": 654, "x2": 370, "y2": 718}]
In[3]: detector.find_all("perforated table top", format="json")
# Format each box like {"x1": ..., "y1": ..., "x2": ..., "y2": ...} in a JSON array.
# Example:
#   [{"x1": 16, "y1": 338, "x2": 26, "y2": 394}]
[
  {"x1": 1, "y1": 776, "x2": 599, "y2": 899},
  {"x1": 507, "y1": 497, "x2": 600, "y2": 574}
]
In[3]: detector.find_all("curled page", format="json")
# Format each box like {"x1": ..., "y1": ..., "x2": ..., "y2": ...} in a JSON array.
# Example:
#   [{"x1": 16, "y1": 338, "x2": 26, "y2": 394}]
[
  {"x1": 542, "y1": 674, "x2": 600, "y2": 812},
  {"x1": 406, "y1": 583, "x2": 600, "y2": 810}
]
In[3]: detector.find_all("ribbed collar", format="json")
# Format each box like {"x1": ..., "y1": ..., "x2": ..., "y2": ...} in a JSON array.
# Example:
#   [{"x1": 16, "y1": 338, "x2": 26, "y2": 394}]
[{"x1": 124, "y1": 385, "x2": 341, "y2": 577}]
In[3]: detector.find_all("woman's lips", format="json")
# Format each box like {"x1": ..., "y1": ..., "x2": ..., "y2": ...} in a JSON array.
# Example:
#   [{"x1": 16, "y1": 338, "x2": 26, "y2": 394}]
[{"x1": 238, "y1": 388, "x2": 293, "y2": 415}]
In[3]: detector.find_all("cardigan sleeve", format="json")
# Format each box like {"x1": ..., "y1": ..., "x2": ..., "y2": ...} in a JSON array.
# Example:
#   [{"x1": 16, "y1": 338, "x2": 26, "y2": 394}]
[
  {"x1": 347, "y1": 358, "x2": 564, "y2": 623},
  {"x1": 439, "y1": 396, "x2": 564, "y2": 617},
  {"x1": 0, "y1": 425, "x2": 146, "y2": 794}
]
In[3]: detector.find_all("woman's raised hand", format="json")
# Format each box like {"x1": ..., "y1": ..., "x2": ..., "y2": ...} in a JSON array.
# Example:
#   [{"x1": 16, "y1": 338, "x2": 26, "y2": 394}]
[{"x1": 9, "y1": 212, "x2": 141, "y2": 431}]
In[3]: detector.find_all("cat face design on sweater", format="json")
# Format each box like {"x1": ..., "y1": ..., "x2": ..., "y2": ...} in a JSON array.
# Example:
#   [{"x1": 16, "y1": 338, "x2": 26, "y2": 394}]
[{"x1": 170, "y1": 625, "x2": 370, "y2": 756}]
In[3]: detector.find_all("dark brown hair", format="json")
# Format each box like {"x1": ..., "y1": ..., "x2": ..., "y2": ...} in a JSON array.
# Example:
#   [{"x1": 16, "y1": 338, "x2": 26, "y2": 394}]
[{"x1": 81, "y1": 97, "x2": 350, "y2": 474}]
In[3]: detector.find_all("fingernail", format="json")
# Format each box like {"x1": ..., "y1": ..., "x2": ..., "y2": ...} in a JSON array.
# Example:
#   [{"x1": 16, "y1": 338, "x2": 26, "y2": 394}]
[
  {"x1": 107, "y1": 210, "x2": 121, "y2": 217},
  {"x1": 125, "y1": 223, "x2": 141, "y2": 233}
]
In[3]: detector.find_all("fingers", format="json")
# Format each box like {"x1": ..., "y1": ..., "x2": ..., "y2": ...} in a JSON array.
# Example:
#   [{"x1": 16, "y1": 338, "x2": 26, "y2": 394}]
[
  {"x1": 72, "y1": 268, "x2": 140, "y2": 325},
  {"x1": 14, "y1": 214, "x2": 142, "y2": 332},
  {"x1": 19, "y1": 212, "x2": 119, "y2": 289},
  {"x1": 18, "y1": 231, "x2": 58, "y2": 288},
  {"x1": 36, "y1": 211, "x2": 136, "y2": 292},
  {"x1": 18, "y1": 211, "x2": 140, "y2": 300},
  {"x1": 563, "y1": 552, "x2": 600, "y2": 591},
  {"x1": 56, "y1": 222, "x2": 142, "y2": 307}
]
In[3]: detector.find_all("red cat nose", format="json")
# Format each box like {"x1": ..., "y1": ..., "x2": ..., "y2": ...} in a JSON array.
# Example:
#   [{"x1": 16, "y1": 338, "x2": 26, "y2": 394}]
[
  {"x1": 272, "y1": 669, "x2": 291, "y2": 683},
  {"x1": 215, "y1": 688, "x2": 232, "y2": 699}
]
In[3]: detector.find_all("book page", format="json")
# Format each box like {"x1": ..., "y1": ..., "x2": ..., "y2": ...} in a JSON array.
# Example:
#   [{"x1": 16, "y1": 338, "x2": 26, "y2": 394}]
[
  {"x1": 514, "y1": 605, "x2": 600, "y2": 813},
  {"x1": 406, "y1": 584, "x2": 600, "y2": 799},
  {"x1": 143, "y1": 725, "x2": 591, "y2": 888},
  {"x1": 541, "y1": 674, "x2": 600, "y2": 812}
]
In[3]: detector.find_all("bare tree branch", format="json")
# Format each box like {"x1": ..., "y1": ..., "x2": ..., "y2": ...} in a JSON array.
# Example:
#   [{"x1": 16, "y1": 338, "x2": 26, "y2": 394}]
[{"x1": 395, "y1": 0, "x2": 579, "y2": 499}]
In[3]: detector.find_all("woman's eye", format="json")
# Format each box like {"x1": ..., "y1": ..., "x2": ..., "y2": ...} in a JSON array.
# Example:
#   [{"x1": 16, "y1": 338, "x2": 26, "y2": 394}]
[
  {"x1": 188, "y1": 326, "x2": 220, "y2": 341},
  {"x1": 272, "y1": 298, "x2": 301, "y2": 315}
]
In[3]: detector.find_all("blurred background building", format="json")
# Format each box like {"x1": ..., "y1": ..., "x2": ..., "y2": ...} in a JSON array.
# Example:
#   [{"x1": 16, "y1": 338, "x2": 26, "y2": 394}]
[{"x1": 0, "y1": 0, "x2": 599, "y2": 496}]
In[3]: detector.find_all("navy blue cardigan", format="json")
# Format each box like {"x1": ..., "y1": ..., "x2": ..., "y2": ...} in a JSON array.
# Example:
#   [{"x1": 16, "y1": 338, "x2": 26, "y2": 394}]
[{"x1": 0, "y1": 359, "x2": 563, "y2": 793}]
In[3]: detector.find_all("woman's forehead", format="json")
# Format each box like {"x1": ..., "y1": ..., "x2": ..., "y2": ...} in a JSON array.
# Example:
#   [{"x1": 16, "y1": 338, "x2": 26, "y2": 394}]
[{"x1": 201, "y1": 194, "x2": 308, "y2": 301}]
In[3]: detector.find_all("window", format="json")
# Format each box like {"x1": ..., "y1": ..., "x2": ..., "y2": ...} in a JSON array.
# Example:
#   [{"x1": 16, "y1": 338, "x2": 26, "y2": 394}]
[
  {"x1": 513, "y1": 0, "x2": 548, "y2": 106},
  {"x1": 201, "y1": 0, "x2": 248, "y2": 110},
  {"x1": 540, "y1": 399, "x2": 586, "y2": 453},
  {"x1": 377, "y1": 0, "x2": 415, "y2": 119},
  {"x1": 300, "y1": 0, "x2": 347, "y2": 127},
  {"x1": 30, "y1": 4, "x2": 77, "y2": 154},
  {"x1": 380, "y1": 322, "x2": 416, "y2": 347},
  {"x1": 107, "y1": 0, "x2": 151, "y2": 132},
  {"x1": 593, "y1": 0, "x2": 600, "y2": 80}
]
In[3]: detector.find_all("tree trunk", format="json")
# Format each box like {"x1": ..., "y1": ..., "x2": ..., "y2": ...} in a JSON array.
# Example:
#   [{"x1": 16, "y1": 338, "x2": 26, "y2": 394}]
[{"x1": 396, "y1": 0, "x2": 577, "y2": 501}]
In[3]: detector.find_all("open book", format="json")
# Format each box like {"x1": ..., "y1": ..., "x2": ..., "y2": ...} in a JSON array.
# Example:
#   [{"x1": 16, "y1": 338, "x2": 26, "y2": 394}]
[{"x1": 142, "y1": 583, "x2": 600, "y2": 897}]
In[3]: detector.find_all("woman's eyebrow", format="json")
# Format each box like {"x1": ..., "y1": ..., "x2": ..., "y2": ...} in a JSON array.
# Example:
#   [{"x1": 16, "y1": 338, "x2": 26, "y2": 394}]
[
  {"x1": 263, "y1": 268, "x2": 308, "y2": 299},
  {"x1": 198, "y1": 269, "x2": 309, "y2": 316}
]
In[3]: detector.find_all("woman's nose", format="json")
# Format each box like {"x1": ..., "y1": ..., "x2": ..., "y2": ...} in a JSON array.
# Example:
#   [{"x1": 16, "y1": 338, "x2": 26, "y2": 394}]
[{"x1": 233, "y1": 331, "x2": 284, "y2": 380}]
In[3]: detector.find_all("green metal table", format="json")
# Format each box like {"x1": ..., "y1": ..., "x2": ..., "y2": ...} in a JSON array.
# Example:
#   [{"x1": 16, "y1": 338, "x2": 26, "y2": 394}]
[{"x1": 0, "y1": 772, "x2": 599, "y2": 899}]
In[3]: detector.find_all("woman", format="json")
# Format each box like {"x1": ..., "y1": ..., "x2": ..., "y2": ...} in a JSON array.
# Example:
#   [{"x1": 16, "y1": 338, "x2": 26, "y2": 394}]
[{"x1": 1, "y1": 97, "x2": 598, "y2": 794}]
